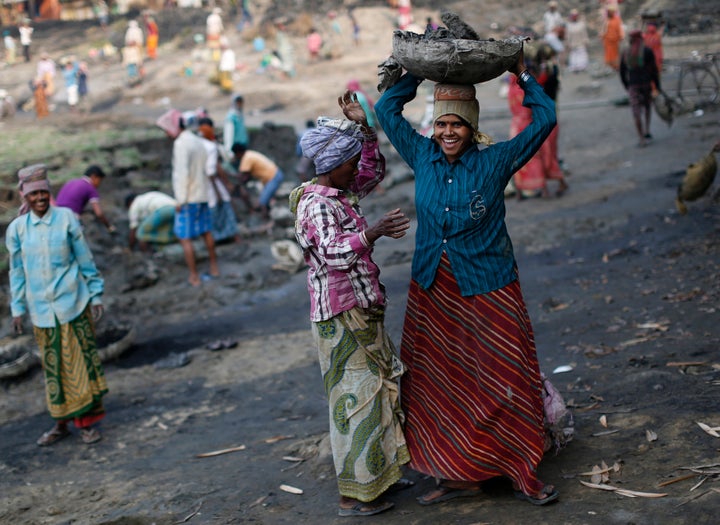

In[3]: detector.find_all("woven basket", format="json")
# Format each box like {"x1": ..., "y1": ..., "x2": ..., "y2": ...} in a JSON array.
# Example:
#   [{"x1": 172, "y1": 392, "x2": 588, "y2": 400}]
[{"x1": 392, "y1": 31, "x2": 523, "y2": 84}]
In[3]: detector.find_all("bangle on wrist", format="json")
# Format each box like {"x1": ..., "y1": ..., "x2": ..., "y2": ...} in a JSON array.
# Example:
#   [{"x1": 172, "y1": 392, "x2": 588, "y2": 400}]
[{"x1": 518, "y1": 70, "x2": 531, "y2": 84}]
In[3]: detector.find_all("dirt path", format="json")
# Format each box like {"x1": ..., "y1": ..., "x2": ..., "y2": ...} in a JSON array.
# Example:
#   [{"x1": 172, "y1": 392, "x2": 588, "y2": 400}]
[{"x1": 2, "y1": 2, "x2": 720, "y2": 524}]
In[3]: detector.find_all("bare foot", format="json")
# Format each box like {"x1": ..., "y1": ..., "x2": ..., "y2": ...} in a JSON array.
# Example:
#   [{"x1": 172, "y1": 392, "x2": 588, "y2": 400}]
[
  {"x1": 512, "y1": 482, "x2": 558, "y2": 504},
  {"x1": 188, "y1": 274, "x2": 201, "y2": 287},
  {"x1": 417, "y1": 480, "x2": 482, "y2": 506},
  {"x1": 556, "y1": 180, "x2": 569, "y2": 197}
]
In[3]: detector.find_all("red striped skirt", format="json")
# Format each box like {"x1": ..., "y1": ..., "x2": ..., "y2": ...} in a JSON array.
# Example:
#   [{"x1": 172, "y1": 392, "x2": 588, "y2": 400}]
[{"x1": 400, "y1": 253, "x2": 545, "y2": 495}]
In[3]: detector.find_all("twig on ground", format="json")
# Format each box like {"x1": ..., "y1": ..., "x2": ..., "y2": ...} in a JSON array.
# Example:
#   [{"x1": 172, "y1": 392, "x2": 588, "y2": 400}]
[
  {"x1": 174, "y1": 500, "x2": 203, "y2": 524},
  {"x1": 196, "y1": 445, "x2": 246, "y2": 458},
  {"x1": 657, "y1": 473, "x2": 698, "y2": 487}
]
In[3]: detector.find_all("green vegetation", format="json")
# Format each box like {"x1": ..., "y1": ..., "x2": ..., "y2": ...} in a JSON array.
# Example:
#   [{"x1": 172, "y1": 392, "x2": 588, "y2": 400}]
[{"x1": 0, "y1": 126, "x2": 164, "y2": 183}]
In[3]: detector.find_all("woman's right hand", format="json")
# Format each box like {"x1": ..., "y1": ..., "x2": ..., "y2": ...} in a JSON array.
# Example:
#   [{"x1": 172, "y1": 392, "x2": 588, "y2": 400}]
[
  {"x1": 12, "y1": 316, "x2": 24, "y2": 335},
  {"x1": 364, "y1": 208, "x2": 410, "y2": 244},
  {"x1": 338, "y1": 90, "x2": 368, "y2": 126}
]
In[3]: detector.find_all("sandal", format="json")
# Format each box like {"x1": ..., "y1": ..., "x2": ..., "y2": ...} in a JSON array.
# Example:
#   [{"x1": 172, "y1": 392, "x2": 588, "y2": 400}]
[
  {"x1": 338, "y1": 500, "x2": 394, "y2": 517},
  {"x1": 387, "y1": 478, "x2": 415, "y2": 493},
  {"x1": 514, "y1": 485, "x2": 559, "y2": 506},
  {"x1": 37, "y1": 426, "x2": 71, "y2": 446},
  {"x1": 80, "y1": 427, "x2": 102, "y2": 445},
  {"x1": 417, "y1": 483, "x2": 482, "y2": 506}
]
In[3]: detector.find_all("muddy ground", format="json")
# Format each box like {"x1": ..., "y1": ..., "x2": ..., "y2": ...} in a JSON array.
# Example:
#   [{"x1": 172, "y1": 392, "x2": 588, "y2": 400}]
[{"x1": 1, "y1": 1, "x2": 720, "y2": 524}]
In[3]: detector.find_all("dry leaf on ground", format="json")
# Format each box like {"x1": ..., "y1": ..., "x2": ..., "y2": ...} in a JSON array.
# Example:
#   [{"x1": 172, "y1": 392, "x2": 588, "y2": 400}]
[
  {"x1": 264, "y1": 434, "x2": 296, "y2": 443},
  {"x1": 279, "y1": 484, "x2": 304, "y2": 495},
  {"x1": 697, "y1": 422, "x2": 720, "y2": 438}
]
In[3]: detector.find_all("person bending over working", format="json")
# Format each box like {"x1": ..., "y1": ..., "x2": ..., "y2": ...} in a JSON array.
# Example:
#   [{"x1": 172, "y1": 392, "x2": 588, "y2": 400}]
[
  {"x1": 126, "y1": 190, "x2": 178, "y2": 251},
  {"x1": 290, "y1": 90, "x2": 412, "y2": 517},
  {"x1": 55, "y1": 164, "x2": 116, "y2": 232},
  {"x1": 375, "y1": 45, "x2": 560, "y2": 506},
  {"x1": 231, "y1": 143, "x2": 284, "y2": 220}
]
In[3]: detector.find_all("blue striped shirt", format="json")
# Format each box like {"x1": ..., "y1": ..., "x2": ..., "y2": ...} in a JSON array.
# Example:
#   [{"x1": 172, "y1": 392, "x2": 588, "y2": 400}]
[
  {"x1": 375, "y1": 73, "x2": 556, "y2": 296},
  {"x1": 6, "y1": 206, "x2": 104, "y2": 327}
]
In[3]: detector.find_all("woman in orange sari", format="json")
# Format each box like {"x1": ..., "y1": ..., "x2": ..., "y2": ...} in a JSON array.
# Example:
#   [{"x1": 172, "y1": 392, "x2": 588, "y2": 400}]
[
  {"x1": 602, "y1": 7, "x2": 624, "y2": 71},
  {"x1": 32, "y1": 77, "x2": 49, "y2": 119},
  {"x1": 145, "y1": 15, "x2": 159, "y2": 60}
]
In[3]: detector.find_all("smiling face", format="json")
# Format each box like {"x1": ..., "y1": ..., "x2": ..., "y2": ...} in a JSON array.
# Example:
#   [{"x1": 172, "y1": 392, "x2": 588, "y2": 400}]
[
  {"x1": 26, "y1": 189, "x2": 50, "y2": 217},
  {"x1": 327, "y1": 153, "x2": 361, "y2": 191},
  {"x1": 433, "y1": 114, "x2": 474, "y2": 163}
]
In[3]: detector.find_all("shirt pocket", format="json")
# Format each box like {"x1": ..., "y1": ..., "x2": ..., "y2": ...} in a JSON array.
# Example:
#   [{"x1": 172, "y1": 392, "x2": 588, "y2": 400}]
[
  {"x1": 48, "y1": 234, "x2": 71, "y2": 269},
  {"x1": 467, "y1": 190, "x2": 488, "y2": 222}
]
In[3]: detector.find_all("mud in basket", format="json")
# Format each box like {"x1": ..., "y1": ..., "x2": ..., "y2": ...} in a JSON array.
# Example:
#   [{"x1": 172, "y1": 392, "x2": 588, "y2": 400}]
[{"x1": 392, "y1": 30, "x2": 524, "y2": 84}]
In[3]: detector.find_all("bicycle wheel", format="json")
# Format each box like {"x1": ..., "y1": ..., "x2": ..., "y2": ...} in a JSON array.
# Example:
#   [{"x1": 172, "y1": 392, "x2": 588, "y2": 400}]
[{"x1": 676, "y1": 63, "x2": 720, "y2": 110}]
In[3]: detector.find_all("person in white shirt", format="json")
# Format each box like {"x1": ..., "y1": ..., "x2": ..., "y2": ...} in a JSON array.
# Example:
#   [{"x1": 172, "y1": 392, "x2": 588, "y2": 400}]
[
  {"x1": 124, "y1": 20, "x2": 144, "y2": 47},
  {"x1": 19, "y1": 19, "x2": 33, "y2": 63},
  {"x1": 543, "y1": 1, "x2": 564, "y2": 35},
  {"x1": 156, "y1": 109, "x2": 220, "y2": 286},
  {"x1": 217, "y1": 37, "x2": 235, "y2": 93}
]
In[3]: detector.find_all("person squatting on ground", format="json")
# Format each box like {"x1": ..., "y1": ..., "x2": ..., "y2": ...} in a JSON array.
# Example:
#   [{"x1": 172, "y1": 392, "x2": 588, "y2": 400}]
[
  {"x1": 620, "y1": 29, "x2": 660, "y2": 148},
  {"x1": 126, "y1": 190, "x2": 178, "y2": 251},
  {"x1": 156, "y1": 109, "x2": 220, "y2": 286},
  {"x1": 6, "y1": 164, "x2": 107, "y2": 447},
  {"x1": 55, "y1": 164, "x2": 117, "y2": 233},
  {"x1": 374, "y1": 46, "x2": 560, "y2": 506},
  {"x1": 290, "y1": 90, "x2": 412, "y2": 517}
]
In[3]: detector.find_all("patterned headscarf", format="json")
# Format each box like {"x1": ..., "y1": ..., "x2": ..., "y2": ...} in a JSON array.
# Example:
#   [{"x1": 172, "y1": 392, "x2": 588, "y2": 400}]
[
  {"x1": 300, "y1": 118, "x2": 363, "y2": 175},
  {"x1": 17, "y1": 163, "x2": 50, "y2": 215}
]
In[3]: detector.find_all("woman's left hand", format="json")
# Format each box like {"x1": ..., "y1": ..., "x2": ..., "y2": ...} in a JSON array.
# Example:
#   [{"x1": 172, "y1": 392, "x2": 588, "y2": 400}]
[
  {"x1": 508, "y1": 44, "x2": 526, "y2": 77},
  {"x1": 91, "y1": 304, "x2": 104, "y2": 322},
  {"x1": 338, "y1": 90, "x2": 368, "y2": 125},
  {"x1": 12, "y1": 316, "x2": 24, "y2": 335}
]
